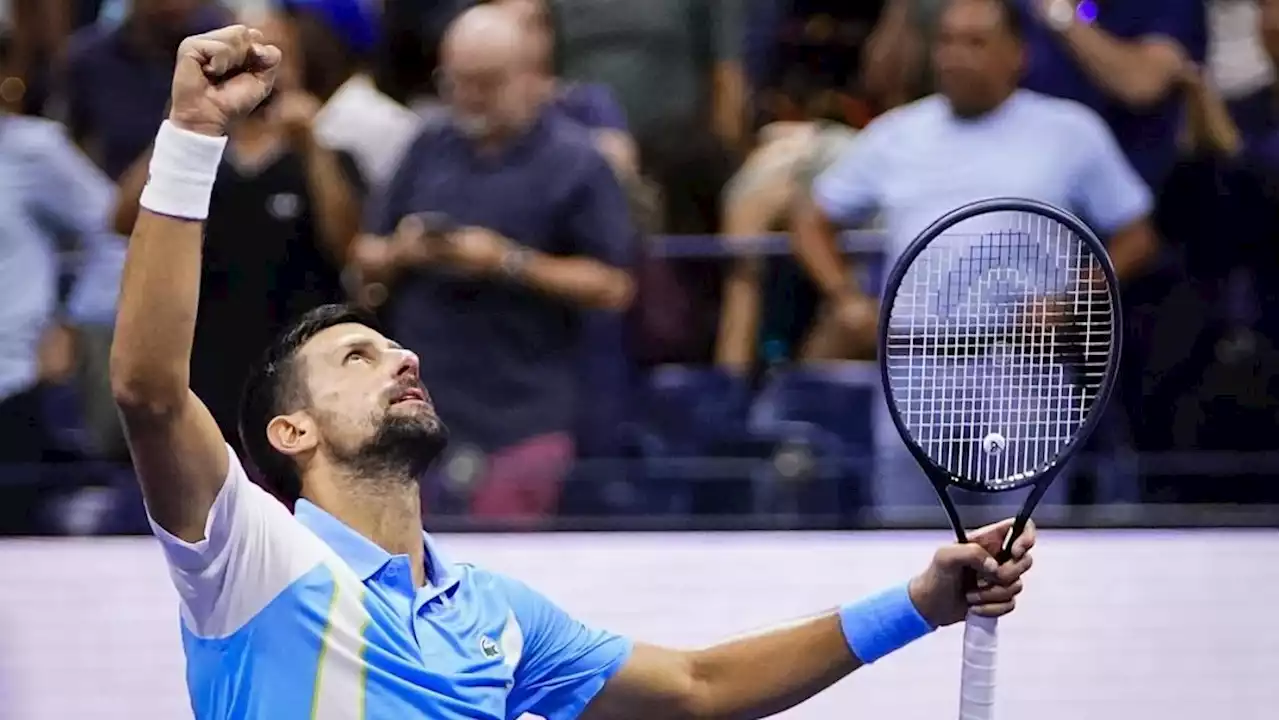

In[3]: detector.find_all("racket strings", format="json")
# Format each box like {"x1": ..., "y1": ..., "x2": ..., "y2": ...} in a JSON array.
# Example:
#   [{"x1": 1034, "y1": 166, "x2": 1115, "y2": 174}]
[{"x1": 884, "y1": 211, "x2": 1115, "y2": 489}]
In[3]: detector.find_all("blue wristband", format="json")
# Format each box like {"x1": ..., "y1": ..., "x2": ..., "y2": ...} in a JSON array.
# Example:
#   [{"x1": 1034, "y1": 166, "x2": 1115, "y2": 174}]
[{"x1": 838, "y1": 583, "x2": 935, "y2": 664}]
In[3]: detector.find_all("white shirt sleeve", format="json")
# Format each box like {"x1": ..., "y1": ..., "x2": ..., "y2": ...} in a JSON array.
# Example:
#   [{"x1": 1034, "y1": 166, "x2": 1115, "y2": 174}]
[
  {"x1": 147, "y1": 445, "x2": 325, "y2": 639},
  {"x1": 811, "y1": 120, "x2": 890, "y2": 227},
  {"x1": 1067, "y1": 108, "x2": 1154, "y2": 236}
]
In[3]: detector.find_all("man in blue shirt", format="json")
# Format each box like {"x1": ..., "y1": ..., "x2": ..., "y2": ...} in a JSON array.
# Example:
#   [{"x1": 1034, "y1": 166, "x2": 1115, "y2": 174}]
[
  {"x1": 0, "y1": 112, "x2": 123, "y2": 533},
  {"x1": 349, "y1": 7, "x2": 637, "y2": 519},
  {"x1": 112, "y1": 23, "x2": 1036, "y2": 720},
  {"x1": 792, "y1": 0, "x2": 1158, "y2": 510}
]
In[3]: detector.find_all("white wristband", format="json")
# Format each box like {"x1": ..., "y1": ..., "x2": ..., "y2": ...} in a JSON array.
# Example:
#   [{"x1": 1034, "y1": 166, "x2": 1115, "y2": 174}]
[{"x1": 138, "y1": 120, "x2": 228, "y2": 221}]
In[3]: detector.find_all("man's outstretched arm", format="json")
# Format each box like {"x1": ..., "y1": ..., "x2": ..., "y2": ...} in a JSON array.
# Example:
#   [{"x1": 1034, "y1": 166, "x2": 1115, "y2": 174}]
[
  {"x1": 109, "y1": 25, "x2": 280, "y2": 543},
  {"x1": 582, "y1": 520, "x2": 1036, "y2": 720}
]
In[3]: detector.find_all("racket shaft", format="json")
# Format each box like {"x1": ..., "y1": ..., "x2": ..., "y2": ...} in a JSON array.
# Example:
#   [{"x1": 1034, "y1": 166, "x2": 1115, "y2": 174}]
[{"x1": 958, "y1": 612, "x2": 998, "y2": 720}]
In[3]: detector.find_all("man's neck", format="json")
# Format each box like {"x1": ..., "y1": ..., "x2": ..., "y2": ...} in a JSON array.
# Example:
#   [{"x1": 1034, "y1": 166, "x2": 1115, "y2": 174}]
[{"x1": 307, "y1": 478, "x2": 428, "y2": 587}]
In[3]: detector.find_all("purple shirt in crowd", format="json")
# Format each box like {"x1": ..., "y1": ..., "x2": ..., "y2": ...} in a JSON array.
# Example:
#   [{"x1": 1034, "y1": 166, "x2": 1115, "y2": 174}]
[
  {"x1": 61, "y1": 9, "x2": 228, "y2": 179},
  {"x1": 364, "y1": 110, "x2": 635, "y2": 452}
]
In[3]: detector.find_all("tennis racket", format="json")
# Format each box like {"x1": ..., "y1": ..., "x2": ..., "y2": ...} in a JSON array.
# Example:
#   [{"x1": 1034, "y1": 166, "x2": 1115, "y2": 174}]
[{"x1": 876, "y1": 197, "x2": 1122, "y2": 720}]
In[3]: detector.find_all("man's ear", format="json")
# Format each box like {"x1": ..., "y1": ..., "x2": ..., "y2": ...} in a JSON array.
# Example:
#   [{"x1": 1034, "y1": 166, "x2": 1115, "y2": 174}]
[{"x1": 266, "y1": 411, "x2": 319, "y2": 459}]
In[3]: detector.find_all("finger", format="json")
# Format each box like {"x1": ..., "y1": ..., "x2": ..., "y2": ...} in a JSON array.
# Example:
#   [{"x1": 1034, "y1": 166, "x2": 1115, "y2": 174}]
[
  {"x1": 994, "y1": 552, "x2": 1033, "y2": 586},
  {"x1": 1010, "y1": 520, "x2": 1036, "y2": 559},
  {"x1": 937, "y1": 544, "x2": 999, "y2": 581},
  {"x1": 249, "y1": 42, "x2": 283, "y2": 72},
  {"x1": 971, "y1": 599, "x2": 1016, "y2": 618},
  {"x1": 188, "y1": 25, "x2": 256, "y2": 76},
  {"x1": 395, "y1": 215, "x2": 425, "y2": 241},
  {"x1": 966, "y1": 580, "x2": 1022, "y2": 606},
  {"x1": 966, "y1": 518, "x2": 1016, "y2": 552}
]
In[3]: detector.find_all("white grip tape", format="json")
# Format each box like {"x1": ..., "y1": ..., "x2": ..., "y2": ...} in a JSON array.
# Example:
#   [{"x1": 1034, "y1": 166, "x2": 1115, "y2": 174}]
[
  {"x1": 138, "y1": 120, "x2": 228, "y2": 221},
  {"x1": 958, "y1": 611, "x2": 998, "y2": 720}
]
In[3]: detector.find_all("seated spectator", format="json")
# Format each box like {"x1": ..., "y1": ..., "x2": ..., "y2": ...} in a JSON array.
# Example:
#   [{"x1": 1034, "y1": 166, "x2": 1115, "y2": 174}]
[
  {"x1": 714, "y1": 119, "x2": 859, "y2": 372},
  {"x1": 58, "y1": 0, "x2": 228, "y2": 179},
  {"x1": 283, "y1": 0, "x2": 423, "y2": 190},
  {"x1": 0, "y1": 111, "x2": 122, "y2": 533},
  {"x1": 113, "y1": 10, "x2": 364, "y2": 448},
  {"x1": 791, "y1": 0, "x2": 1158, "y2": 511},
  {"x1": 350, "y1": 6, "x2": 636, "y2": 521}
]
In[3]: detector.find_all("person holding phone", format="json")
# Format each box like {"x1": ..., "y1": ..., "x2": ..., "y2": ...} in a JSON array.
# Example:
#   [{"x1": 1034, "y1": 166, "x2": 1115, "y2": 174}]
[{"x1": 349, "y1": 5, "x2": 636, "y2": 521}]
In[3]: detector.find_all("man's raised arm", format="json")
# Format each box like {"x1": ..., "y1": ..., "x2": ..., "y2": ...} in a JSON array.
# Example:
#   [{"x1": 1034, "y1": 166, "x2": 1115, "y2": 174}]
[{"x1": 109, "y1": 25, "x2": 281, "y2": 543}]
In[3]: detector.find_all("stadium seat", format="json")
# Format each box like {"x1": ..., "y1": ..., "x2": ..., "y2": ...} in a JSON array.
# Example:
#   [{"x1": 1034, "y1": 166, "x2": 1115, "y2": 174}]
[
  {"x1": 749, "y1": 363, "x2": 880, "y2": 515},
  {"x1": 634, "y1": 366, "x2": 754, "y2": 515}
]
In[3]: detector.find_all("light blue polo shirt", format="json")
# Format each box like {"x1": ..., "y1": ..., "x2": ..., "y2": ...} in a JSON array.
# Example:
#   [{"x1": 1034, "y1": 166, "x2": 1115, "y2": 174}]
[{"x1": 149, "y1": 445, "x2": 632, "y2": 720}]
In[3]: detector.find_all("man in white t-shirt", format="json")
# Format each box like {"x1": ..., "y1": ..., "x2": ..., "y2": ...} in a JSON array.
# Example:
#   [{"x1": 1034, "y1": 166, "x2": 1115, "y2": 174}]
[
  {"x1": 792, "y1": 0, "x2": 1159, "y2": 513},
  {"x1": 110, "y1": 22, "x2": 1037, "y2": 719}
]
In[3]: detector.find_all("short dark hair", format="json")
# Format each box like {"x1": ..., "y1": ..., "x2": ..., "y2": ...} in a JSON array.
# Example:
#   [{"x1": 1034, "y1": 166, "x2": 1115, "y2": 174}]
[
  {"x1": 237, "y1": 304, "x2": 381, "y2": 503},
  {"x1": 944, "y1": 0, "x2": 1026, "y2": 40}
]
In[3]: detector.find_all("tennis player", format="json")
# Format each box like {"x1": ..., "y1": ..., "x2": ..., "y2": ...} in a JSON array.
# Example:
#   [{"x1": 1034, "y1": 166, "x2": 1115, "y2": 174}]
[{"x1": 110, "y1": 25, "x2": 1037, "y2": 720}]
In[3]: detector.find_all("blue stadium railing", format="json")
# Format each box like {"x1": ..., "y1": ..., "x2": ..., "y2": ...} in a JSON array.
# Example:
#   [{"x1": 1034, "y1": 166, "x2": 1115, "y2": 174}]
[{"x1": 14, "y1": 232, "x2": 1279, "y2": 534}]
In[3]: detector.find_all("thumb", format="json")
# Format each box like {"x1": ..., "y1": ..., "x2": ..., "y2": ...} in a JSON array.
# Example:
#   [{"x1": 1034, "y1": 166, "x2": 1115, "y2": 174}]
[
  {"x1": 395, "y1": 215, "x2": 425, "y2": 240},
  {"x1": 935, "y1": 543, "x2": 999, "y2": 580}
]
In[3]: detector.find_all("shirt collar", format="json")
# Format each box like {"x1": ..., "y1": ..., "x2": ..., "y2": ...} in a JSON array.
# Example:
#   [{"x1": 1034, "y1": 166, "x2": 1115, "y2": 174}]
[{"x1": 294, "y1": 499, "x2": 458, "y2": 589}]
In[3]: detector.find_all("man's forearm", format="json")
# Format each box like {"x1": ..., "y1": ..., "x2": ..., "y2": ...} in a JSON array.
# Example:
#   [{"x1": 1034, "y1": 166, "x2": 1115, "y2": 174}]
[
  {"x1": 712, "y1": 61, "x2": 747, "y2": 149},
  {"x1": 300, "y1": 137, "x2": 360, "y2": 263},
  {"x1": 1107, "y1": 219, "x2": 1160, "y2": 282},
  {"x1": 688, "y1": 613, "x2": 859, "y2": 719},
  {"x1": 790, "y1": 197, "x2": 858, "y2": 301},
  {"x1": 1057, "y1": 23, "x2": 1184, "y2": 109},
  {"x1": 109, "y1": 123, "x2": 225, "y2": 410},
  {"x1": 512, "y1": 250, "x2": 634, "y2": 310}
]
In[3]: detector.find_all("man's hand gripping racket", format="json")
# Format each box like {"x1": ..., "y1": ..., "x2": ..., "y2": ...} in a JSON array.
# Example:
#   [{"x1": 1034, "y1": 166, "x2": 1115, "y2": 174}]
[{"x1": 878, "y1": 198, "x2": 1123, "y2": 720}]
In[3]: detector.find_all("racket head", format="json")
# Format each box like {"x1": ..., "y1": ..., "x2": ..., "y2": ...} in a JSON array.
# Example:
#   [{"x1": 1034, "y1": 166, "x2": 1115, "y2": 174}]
[{"x1": 877, "y1": 197, "x2": 1123, "y2": 496}]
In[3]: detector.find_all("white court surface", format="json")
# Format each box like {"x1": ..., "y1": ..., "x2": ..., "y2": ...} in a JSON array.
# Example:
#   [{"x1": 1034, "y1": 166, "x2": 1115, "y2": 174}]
[{"x1": 0, "y1": 529, "x2": 1276, "y2": 720}]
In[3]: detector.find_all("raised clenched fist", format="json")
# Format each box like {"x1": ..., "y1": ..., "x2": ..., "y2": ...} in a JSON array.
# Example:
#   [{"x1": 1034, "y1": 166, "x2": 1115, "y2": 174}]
[{"x1": 168, "y1": 25, "x2": 282, "y2": 137}]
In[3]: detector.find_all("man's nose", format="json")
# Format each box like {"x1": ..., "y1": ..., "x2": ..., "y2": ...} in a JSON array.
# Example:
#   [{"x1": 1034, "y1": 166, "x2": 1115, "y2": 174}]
[{"x1": 393, "y1": 348, "x2": 421, "y2": 378}]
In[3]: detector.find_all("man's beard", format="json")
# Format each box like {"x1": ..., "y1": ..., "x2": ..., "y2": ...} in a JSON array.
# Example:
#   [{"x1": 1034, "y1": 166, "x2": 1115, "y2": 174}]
[{"x1": 333, "y1": 411, "x2": 449, "y2": 486}]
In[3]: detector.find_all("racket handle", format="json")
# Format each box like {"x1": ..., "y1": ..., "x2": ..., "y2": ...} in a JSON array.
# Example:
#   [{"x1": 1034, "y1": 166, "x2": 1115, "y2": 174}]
[{"x1": 957, "y1": 611, "x2": 998, "y2": 720}]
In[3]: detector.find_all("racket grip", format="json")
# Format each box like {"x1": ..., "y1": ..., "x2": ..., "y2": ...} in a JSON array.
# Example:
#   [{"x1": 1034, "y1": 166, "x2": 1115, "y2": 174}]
[{"x1": 957, "y1": 611, "x2": 998, "y2": 720}]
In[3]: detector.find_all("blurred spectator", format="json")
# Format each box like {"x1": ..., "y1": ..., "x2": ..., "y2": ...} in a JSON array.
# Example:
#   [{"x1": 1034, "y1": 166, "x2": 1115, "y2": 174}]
[
  {"x1": 112, "y1": 9, "x2": 364, "y2": 446},
  {"x1": 715, "y1": 120, "x2": 858, "y2": 371},
  {"x1": 490, "y1": 0, "x2": 638, "y2": 177},
  {"x1": 57, "y1": 0, "x2": 229, "y2": 179},
  {"x1": 0, "y1": 111, "x2": 121, "y2": 532},
  {"x1": 791, "y1": 0, "x2": 1157, "y2": 510},
  {"x1": 1020, "y1": 0, "x2": 1207, "y2": 192},
  {"x1": 1136, "y1": 0, "x2": 1277, "y2": 504},
  {"x1": 351, "y1": 6, "x2": 636, "y2": 521},
  {"x1": 283, "y1": 0, "x2": 422, "y2": 189},
  {"x1": 548, "y1": 0, "x2": 747, "y2": 152},
  {"x1": 1206, "y1": 0, "x2": 1276, "y2": 103},
  {"x1": 862, "y1": 0, "x2": 945, "y2": 111},
  {"x1": 866, "y1": 0, "x2": 1208, "y2": 194},
  {"x1": 488, "y1": 0, "x2": 648, "y2": 498},
  {"x1": 0, "y1": 0, "x2": 74, "y2": 116}
]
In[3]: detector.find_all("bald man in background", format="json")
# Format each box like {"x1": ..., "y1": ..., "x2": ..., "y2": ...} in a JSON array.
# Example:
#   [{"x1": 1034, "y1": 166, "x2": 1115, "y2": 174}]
[{"x1": 350, "y1": 6, "x2": 637, "y2": 521}]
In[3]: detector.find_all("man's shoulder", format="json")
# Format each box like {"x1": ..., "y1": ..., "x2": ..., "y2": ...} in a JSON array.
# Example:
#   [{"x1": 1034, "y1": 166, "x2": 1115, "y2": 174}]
[
  {"x1": 861, "y1": 95, "x2": 949, "y2": 139},
  {"x1": 1015, "y1": 90, "x2": 1111, "y2": 132},
  {"x1": 0, "y1": 116, "x2": 75, "y2": 158},
  {"x1": 540, "y1": 113, "x2": 615, "y2": 176}
]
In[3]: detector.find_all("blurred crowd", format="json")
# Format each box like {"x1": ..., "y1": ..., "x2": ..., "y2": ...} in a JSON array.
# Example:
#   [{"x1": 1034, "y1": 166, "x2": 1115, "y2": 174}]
[{"x1": 0, "y1": 0, "x2": 1275, "y2": 534}]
